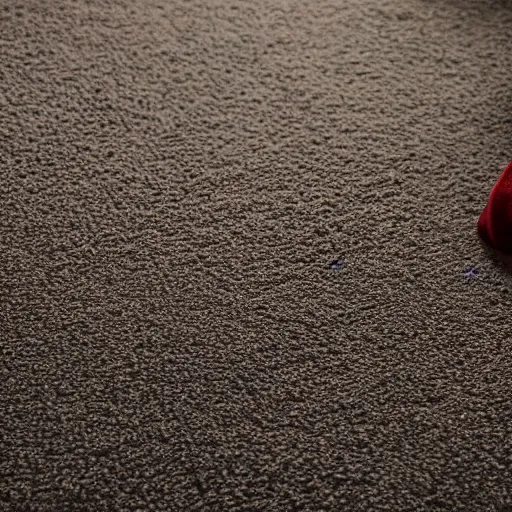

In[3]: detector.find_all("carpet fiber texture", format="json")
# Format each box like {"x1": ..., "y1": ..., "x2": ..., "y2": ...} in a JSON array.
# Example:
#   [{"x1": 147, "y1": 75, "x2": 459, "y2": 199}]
[{"x1": 2, "y1": 0, "x2": 512, "y2": 511}]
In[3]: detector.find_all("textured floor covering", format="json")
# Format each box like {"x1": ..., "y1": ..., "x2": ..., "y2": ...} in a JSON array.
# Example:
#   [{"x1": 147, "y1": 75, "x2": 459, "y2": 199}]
[{"x1": 1, "y1": 0, "x2": 512, "y2": 511}]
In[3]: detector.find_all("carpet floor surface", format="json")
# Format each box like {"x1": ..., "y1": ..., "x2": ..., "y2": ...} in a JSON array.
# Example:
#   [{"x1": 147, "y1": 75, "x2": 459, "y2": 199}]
[{"x1": 2, "y1": 0, "x2": 512, "y2": 511}]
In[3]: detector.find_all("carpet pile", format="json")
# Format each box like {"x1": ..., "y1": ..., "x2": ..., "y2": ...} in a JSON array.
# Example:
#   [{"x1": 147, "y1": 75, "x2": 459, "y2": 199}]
[{"x1": 1, "y1": 0, "x2": 512, "y2": 510}]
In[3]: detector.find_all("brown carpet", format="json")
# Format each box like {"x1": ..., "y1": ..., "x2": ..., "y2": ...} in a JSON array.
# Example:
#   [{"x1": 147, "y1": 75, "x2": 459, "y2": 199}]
[{"x1": 2, "y1": 0, "x2": 512, "y2": 510}]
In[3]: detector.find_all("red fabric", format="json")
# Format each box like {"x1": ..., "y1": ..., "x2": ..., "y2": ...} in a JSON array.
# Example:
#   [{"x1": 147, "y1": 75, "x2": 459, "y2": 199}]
[{"x1": 478, "y1": 161, "x2": 512, "y2": 253}]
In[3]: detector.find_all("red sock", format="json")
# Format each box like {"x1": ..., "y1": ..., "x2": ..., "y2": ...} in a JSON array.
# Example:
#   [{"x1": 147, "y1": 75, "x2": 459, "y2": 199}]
[{"x1": 478, "y1": 161, "x2": 512, "y2": 253}]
